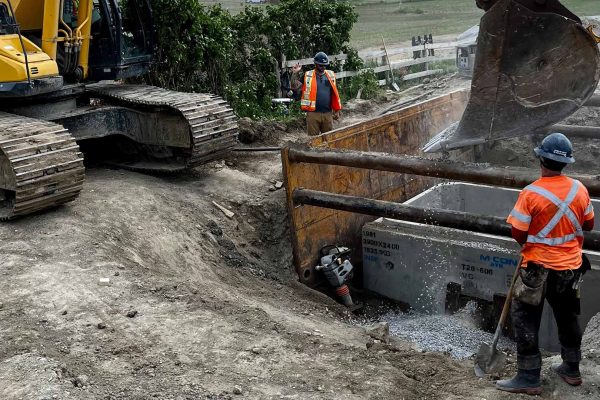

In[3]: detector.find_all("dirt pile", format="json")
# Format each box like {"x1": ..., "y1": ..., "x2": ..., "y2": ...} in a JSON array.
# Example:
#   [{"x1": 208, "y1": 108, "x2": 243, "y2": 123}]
[{"x1": 237, "y1": 117, "x2": 304, "y2": 145}]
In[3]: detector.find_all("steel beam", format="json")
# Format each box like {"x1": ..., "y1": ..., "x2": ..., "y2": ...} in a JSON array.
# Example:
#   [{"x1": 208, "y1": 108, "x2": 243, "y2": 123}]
[
  {"x1": 292, "y1": 188, "x2": 600, "y2": 251},
  {"x1": 287, "y1": 147, "x2": 600, "y2": 197}
]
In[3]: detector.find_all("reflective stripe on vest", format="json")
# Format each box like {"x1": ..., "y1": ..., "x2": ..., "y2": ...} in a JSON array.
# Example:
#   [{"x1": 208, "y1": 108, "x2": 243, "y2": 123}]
[
  {"x1": 509, "y1": 209, "x2": 532, "y2": 224},
  {"x1": 524, "y1": 179, "x2": 583, "y2": 246},
  {"x1": 302, "y1": 70, "x2": 315, "y2": 109},
  {"x1": 301, "y1": 70, "x2": 340, "y2": 112}
]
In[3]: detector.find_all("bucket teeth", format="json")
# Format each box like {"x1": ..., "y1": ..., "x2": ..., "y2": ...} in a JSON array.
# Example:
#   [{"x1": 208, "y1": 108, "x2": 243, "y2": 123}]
[{"x1": 424, "y1": 0, "x2": 600, "y2": 153}]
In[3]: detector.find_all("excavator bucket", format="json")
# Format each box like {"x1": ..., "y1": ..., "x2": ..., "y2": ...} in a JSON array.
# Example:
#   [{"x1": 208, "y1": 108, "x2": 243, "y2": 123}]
[{"x1": 423, "y1": 0, "x2": 600, "y2": 153}]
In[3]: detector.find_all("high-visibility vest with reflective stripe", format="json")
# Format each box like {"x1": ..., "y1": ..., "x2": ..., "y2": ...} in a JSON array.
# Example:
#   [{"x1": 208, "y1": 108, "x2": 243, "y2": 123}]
[
  {"x1": 524, "y1": 179, "x2": 583, "y2": 246},
  {"x1": 507, "y1": 176, "x2": 594, "y2": 270},
  {"x1": 301, "y1": 69, "x2": 342, "y2": 112}
]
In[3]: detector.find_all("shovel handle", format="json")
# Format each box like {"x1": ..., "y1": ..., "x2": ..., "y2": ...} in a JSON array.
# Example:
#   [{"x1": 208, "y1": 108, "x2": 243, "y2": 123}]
[{"x1": 491, "y1": 256, "x2": 523, "y2": 348}]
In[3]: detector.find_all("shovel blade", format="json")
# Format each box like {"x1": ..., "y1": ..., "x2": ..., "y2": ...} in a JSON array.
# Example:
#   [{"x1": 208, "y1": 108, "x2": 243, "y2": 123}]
[
  {"x1": 423, "y1": 0, "x2": 600, "y2": 153},
  {"x1": 474, "y1": 342, "x2": 507, "y2": 377}
]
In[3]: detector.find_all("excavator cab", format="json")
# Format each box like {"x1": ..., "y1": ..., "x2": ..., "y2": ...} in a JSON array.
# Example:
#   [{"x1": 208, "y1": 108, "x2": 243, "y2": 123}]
[
  {"x1": 423, "y1": 0, "x2": 600, "y2": 153},
  {"x1": 88, "y1": 0, "x2": 154, "y2": 80},
  {"x1": 0, "y1": 0, "x2": 153, "y2": 96}
]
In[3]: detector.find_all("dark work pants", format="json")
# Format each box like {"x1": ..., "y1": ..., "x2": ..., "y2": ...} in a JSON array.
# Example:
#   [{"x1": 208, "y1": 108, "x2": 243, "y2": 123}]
[{"x1": 511, "y1": 269, "x2": 582, "y2": 370}]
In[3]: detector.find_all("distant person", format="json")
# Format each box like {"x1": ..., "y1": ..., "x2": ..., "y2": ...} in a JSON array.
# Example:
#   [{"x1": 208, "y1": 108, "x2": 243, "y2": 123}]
[
  {"x1": 292, "y1": 52, "x2": 341, "y2": 136},
  {"x1": 280, "y1": 69, "x2": 302, "y2": 101},
  {"x1": 498, "y1": 133, "x2": 594, "y2": 395}
]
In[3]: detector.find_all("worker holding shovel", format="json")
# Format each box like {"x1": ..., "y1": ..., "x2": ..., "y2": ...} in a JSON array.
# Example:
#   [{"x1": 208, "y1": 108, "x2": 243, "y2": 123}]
[{"x1": 496, "y1": 133, "x2": 595, "y2": 395}]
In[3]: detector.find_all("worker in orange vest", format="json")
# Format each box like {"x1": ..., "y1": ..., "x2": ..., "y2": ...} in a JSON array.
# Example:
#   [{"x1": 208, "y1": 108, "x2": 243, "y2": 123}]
[
  {"x1": 499, "y1": 133, "x2": 594, "y2": 395},
  {"x1": 292, "y1": 52, "x2": 342, "y2": 136}
]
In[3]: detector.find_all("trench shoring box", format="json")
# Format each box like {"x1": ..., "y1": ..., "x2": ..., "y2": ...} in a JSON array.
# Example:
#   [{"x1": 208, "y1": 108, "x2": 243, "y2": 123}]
[
  {"x1": 282, "y1": 90, "x2": 471, "y2": 286},
  {"x1": 363, "y1": 182, "x2": 600, "y2": 350}
]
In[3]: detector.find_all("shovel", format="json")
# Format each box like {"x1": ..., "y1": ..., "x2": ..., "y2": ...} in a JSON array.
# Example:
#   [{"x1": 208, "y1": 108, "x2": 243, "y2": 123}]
[{"x1": 474, "y1": 257, "x2": 523, "y2": 377}]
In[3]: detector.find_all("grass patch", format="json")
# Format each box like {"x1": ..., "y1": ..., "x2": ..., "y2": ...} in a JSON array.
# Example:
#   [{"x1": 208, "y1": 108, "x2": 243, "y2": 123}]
[
  {"x1": 395, "y1": 6, "x2": 425, "y2": 14},
  {"x1": 351, "y1": 0, "x2": 598, "y2": 48},
  {"x1": 427, "y1": 59, "x2": 458, "y2": 74}
]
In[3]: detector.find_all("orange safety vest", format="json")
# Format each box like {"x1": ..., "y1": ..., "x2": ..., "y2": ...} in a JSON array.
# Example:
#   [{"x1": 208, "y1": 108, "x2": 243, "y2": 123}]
[
  {"x1": 300, "y1": 69, "x2": 342, "y2": 112},
  {"x1": 507, "y1": 176, "x2": 594, "y2": 270}
]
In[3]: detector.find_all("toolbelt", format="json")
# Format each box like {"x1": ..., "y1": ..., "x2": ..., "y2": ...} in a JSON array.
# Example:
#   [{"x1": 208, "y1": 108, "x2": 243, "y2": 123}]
[
  {"x1": 513, "y1": 262, "x2": 548, "y2": 306},
  {"x1": 514, "y1": 254, "x2": 591, "y2": 306}
]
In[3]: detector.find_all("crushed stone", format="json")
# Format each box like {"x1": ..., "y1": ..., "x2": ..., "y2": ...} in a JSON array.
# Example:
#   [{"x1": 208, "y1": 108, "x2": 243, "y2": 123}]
[{"x1": 358, "y1": 301, "x2": 515, "y2": 360}]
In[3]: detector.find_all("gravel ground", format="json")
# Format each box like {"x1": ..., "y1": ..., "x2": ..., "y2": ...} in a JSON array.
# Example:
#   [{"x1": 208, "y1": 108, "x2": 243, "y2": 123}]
[{"x1": 382, "y1": 305, "x2": 515, "y2": 359}]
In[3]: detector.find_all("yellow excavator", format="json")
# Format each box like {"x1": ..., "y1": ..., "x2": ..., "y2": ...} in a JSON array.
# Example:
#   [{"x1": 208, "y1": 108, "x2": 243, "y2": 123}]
[
  {"x1": 424, "y1": 0, "x2": 600, "y2": 153},
  {"x1": 0, "y1": 0, "x2": 238, "y2": 219}
]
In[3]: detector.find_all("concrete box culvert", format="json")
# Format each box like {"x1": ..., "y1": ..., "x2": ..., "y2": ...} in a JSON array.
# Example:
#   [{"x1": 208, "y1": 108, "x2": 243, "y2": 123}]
[{"x1": 362, "y1": 182, "x2": 600, "y2": 351}]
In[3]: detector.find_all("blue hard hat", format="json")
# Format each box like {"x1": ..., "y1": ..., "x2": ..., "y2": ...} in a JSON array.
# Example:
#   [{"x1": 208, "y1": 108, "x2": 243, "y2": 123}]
[
  {"x1": 534, "y1": 132, "x2": 575, "y2": 164},
  {"x1": 314, "y1": 52, "x2": 329, "y2": 66}
]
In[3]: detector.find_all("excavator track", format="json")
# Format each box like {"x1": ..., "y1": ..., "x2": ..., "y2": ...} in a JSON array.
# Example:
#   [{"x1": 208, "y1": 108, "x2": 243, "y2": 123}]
[
  {"x1": 0, "y1": 112, "x2": 85, "y2": 220},
  {"x1": 86, "y1": 84, "x2": 238, "y2": 171}
]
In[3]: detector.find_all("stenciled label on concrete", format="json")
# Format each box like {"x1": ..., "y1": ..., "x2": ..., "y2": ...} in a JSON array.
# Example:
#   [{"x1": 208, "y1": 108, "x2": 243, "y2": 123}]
[{"x1": 458, "y1": 253, "x2": 517, "y2": 299}]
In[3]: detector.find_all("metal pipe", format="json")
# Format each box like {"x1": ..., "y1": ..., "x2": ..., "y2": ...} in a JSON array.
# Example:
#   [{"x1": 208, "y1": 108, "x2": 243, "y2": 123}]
[
  {"x1": 74, "y1": 7, "x2": 91, "y2": 39},
  {"x1": 550, "y1": 124, "x2": 600, "y2": 139},
  {"x1": 233, "y1": 147, "x2": 281, "y2": 152},
  {"x1": 287, "y1": 147, "x2": 600, "y2": 197},
  {"x1": 59, "y1": 0, "x2": 73, "y2": 38},
  {"x1": 292, "y1": 188, "x2": 600, "y2": 251}
]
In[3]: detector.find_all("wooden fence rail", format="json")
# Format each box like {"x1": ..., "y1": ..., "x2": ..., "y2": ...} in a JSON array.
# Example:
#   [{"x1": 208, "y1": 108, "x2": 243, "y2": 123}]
[{"x1": 280, "y1": 41, "x2": 458, "y2": 87}]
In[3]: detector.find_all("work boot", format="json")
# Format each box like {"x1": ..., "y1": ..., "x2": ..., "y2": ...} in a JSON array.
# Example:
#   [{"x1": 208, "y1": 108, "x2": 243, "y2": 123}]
[
  {"x1": 552, "y1": 362, "x2": 582, "y2": 386},
  {"x1": 496, "y1": 369, "x2": 542, "y2": 395}
]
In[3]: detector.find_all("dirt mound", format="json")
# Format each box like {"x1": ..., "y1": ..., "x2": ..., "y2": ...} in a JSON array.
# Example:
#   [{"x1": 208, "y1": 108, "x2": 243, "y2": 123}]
[
  {"x1": 238, "y1": 117, "x2": 304, "y2": 145},
  {"x1": 0, "y1": 162, "x2": 495, "y2": 400}
]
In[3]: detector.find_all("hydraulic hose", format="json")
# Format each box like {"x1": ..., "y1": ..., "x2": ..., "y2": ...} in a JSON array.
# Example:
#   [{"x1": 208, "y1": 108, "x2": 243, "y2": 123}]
[{"x1": 6, "y1": 0, "x2": 31, "y2": 87}]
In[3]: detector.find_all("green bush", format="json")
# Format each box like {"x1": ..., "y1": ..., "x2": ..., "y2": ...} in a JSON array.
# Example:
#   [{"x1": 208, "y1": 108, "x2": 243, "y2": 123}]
[
  {"x1": 146, "y1": 0, "x2": 360, "y2": 119},
  {"x1": 340, "y1": 69, "x2": 381, "y2": 101}
]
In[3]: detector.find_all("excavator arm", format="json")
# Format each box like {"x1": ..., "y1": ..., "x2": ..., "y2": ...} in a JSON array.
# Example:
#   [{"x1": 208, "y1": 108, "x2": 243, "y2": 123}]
[{"x1": 423, "y1": 0, "x2": 600, "y2": 153}]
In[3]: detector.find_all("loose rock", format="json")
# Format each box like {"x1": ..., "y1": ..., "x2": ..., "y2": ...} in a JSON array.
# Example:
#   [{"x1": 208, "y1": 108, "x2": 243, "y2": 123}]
[
  {"x1": 365, "y1": 321, "x2": 390, "y2": 343},
  {"x1": 233, "y1": 386, "x2": 243, "y2": 395},
  {"x1": 98, "y1": 278, "x2": 111, "y2": 286},
  {"x1": 126, "y1": 310, "x2": 138, "y2": 318},
  {"x1": 73, "y1": 375, "x2": 89, "y2": 387},
  {"x1": 97, "y1": 322, "x2": 106, "y2": 330}
]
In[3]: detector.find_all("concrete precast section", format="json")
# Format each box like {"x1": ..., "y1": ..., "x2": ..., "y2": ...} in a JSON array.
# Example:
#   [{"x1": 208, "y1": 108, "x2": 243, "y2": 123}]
[{"x1": 363, "y1": 182, "x2": 600, "y2": 351}]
